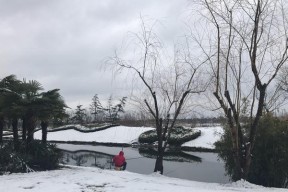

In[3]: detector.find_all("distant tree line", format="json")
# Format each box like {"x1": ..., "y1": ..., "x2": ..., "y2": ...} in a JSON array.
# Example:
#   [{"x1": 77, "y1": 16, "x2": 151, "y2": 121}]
[{"x1": 68, "y1": 94, "x2": 127, "y2": 125}]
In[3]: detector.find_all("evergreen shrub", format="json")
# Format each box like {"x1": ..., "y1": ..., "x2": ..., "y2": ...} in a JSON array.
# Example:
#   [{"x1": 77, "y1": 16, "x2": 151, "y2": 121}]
[
  {"x1": 215, "y1": 114, "x2": 288, "y2": 188},
  {"x1": 138, "y1": 126, "x2": 201, "y2": 146},
  {"x1": 26, "y1": 140, "x2": 62, "y2": 171},
  {"x1": 0, "y1": 140, "x2": 62, "y2": 174}
]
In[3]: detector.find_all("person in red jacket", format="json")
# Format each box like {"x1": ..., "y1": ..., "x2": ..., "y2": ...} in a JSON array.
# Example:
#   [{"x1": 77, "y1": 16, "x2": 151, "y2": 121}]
[{"x1": 113, "y1": 151, "x2": 127, "y2": 170}]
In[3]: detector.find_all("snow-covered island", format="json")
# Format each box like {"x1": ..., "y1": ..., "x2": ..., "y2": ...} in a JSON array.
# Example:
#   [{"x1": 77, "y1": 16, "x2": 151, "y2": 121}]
[
  {"x1": 33, "y1": 125, "x2": 223, "y2": 150},
  {"x1": 34, "y1": 125, "x2": 154, "y2": 145}
]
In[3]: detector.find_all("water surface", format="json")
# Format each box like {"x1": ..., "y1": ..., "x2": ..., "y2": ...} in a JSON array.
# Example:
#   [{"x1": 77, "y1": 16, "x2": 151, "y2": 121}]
[{"x1": 57, "y1": 143, "x2": 230, "y2": 183}]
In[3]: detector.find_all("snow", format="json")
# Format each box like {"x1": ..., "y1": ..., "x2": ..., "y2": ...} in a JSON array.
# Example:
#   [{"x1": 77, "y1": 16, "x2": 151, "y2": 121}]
[
  {"x1": 182, "y1": 126, "x2": 224, "y2": 149},
  {"x1": 49, "y1": 123, "x2": 111, "y2": 131},
  {"x1": 3, "y1": 131, "x2": 11, "y2": 134},
  {"x1": 34, "y1": 126, "x2": 154, "y2": 144},
  {"x1": 57, "y1": 124, "x2": 93, "y2": 129},
  {"x1": 0, "y1": 166, "x2": 286, "y2": 192}
]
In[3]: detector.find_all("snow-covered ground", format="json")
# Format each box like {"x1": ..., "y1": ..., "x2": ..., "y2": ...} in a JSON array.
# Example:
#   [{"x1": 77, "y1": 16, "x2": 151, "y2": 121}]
[
  {"x1": 0, "y1": 166, "x2": 286, "y2": 192},
  {"x1": 182, "y1": 127, "x2": 224, "y2": 149},
  {"x1": 34, "y1": 126, "x2": 154, "y2": 144}
]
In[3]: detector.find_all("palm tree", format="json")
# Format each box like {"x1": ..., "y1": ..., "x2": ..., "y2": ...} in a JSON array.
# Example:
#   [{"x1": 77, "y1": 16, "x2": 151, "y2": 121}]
[
  {"x1": 0, "y1": 93, "x2": 5, "y2": 143},
  {"x1": 0, "y1": 75, "x2": 22, "y2": 148},
  {"x1": 1, "y1": 75, "x2": 69, "y2": 147},
  {"x1": 20, "y1": 79, "x2": 44, "y2": 145},
  {"x1": 38, "y1": 89, "x2": 68, "y2": 144}
]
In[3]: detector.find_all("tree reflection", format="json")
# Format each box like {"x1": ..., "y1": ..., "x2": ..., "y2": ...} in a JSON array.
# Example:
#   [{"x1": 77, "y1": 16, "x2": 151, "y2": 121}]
[
  {"x1": 61, "y1": 150, "x2": 113, "y2": 169},
  {"x1": 138, "y1": 147, "x2": 202, "y2": 163}
]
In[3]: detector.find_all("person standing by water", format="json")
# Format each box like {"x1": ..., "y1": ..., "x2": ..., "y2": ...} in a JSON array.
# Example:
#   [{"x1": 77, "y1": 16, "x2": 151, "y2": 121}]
[{"x1": 113, "y1": 151, "x2": 127, "y2": 170}]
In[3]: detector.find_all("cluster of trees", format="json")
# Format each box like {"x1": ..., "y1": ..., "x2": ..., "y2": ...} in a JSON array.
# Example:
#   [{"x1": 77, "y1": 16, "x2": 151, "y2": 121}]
[
  {"x1": 69, "y1": 94, "x2": 127, "y2": 125},
  {"x1": 0, "y1": 75, "x2": 67, "y2": 148},
  {"x1": 199, "y1": 0, "x2": 288, "y2": 180},
  {"x1": 111, "y1": 0, "x2": 288, "y2": 185}
]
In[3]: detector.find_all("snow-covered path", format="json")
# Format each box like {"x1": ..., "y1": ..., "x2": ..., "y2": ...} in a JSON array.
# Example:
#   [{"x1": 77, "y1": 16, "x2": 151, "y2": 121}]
[{"x1": 0, "y1": 166, "x2": 286, "y2": 192}]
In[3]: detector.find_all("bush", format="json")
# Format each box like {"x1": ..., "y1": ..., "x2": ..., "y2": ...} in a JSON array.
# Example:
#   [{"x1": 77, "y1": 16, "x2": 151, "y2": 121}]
[
  {"x1": 248, "y1": 114, "x2": 288, "y2": 188},
  {"x1": 138, "y1": 130, "x2": 157, "y2": 144},
  {"x1": 168, "y1": 129, "x2": 201, "y2": 145},
  {"x1": 0, "y1": 140, "x2": 62, "y2": 174},
  {"x1": 0, "y1": 142, "x2": 26, "y2": 174},
  {"x1": 215, "y1": 114, "x2": 288, "y2": 188},
  {"x1": 138, "y1": 126, "x2": 201, "y2": 146},
  {"x1": 26, "y1": 141, "x2": 62, "y2": 171}
]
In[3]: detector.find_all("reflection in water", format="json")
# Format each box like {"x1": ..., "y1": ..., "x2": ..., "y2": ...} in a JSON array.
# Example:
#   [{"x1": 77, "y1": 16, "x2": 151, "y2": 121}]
[
  {"x1": 58, "y1": 144, "x2": 230, "y2": 183},
  {"x1": 61, "y1": 150, "x2": 114, "y2": 169},
  {"x1": 139, "y1": 147, "x2": 202, "y2": 163},
  {"x1": 61, "y1": 148, "x2": 202, "y2": 169}
]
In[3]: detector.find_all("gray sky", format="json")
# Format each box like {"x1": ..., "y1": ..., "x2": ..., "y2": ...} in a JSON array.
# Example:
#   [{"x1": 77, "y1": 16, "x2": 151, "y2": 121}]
[{"x1": 0, "y1": 0, "x2": 192, "y2": 109}]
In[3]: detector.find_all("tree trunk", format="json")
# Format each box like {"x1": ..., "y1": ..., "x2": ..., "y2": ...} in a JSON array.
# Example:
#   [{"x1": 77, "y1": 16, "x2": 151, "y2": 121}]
[
  {"x1": 154, "y1": 129, "x2": 164, "y2": 174},
  {"x1": 12, "y1": 118, "x2": 19, "y2": 150},
  {"x1": 26, "y1": 112, "x2": 36, "y2": 145},
  {"x1": 41, "y1": 121, "x2": 48, "y2": 144},
  {"x1": 154, "y1": 119, "x2": 165, "y2": 174},
  {"x1": 154, "y1": 150, "x2": 164, "y2": 174},
  {"x1": 0, "y1": 116, "x2": 4, "y2": 143},
  {"x1": 22, "y1": 117, "x2": 27, "y2": 142}
]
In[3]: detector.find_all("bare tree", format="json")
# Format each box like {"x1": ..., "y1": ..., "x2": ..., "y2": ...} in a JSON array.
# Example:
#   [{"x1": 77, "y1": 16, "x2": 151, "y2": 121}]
[
  {"x1": 279, "y1": 66, "x2": 288, "y2": 93},
  {"x1": 111, "y1": 18, "x2": 207, "y2": 174},
  {"x1": 197, "y1": 0, "x2": 288, "y2": 179}
]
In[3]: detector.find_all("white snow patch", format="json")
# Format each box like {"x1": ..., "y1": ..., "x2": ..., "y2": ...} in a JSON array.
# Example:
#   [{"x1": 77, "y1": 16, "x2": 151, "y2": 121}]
[
  {"x1": 0, "y1": 166, "x2": 286, "y2": 192},
  {"x1": 49, "y1": 124, "x2": 107, "y2": 131},
  {"x1": 182, "y1": 126, "x2": 224, "y2": 149},
  {"x1": 34, "y1": 126, "x2": 154, "y2": 144}
]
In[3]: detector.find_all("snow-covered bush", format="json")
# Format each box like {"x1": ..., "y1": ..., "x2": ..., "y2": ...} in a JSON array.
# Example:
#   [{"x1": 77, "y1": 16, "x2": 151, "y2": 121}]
[
  {"x1": 47, "y1": 123, "x2": 118, "y2": 133},
  {"x1": 0, "y1": 141, "x2": 62, "y2": 175},
  {"x1": 138, "y1": 126, "x2": 201, "y2": 146},
  {"x1": 138, "y1": 130, "x2": 157, "y2": 144},
  {"x1": 26, "y1": 140, "x2": 62, "y2": 171},
  {"x1": 0, "y1": 142, "x2": 26, "y2": 174}
]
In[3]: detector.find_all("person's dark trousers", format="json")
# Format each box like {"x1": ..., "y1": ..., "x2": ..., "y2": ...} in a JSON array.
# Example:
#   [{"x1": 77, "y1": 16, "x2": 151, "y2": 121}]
[{"x1": 122, "y1": 162, "x2": 127, "y2": 170}]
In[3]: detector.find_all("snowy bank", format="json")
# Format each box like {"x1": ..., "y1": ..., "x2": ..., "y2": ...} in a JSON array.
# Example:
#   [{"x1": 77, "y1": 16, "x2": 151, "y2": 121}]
[
  {"x1": 0, "y1": 166, "x2": 286, "y2": 192},
  {"x1": 34, "y1": 126, "x2": 154, "y2": 144},
  {"x1": 34, "y1": 125, "x2": 225, "y2": 149},
  {"x1": 182, "y1": 127, "x2": 224, "y2": 149}
]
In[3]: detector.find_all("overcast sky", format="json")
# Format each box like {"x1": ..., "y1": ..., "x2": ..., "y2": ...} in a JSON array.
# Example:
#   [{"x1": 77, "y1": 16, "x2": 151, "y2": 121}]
[{"x1": 0, "y1": 0, "x2": 193, "y2": 109}]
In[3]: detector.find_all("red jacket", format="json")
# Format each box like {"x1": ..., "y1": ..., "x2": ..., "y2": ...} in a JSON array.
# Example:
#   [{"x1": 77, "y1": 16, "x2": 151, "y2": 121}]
[{"x1": 113, "y1": 151, "x2": 126, "y2": 167}]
